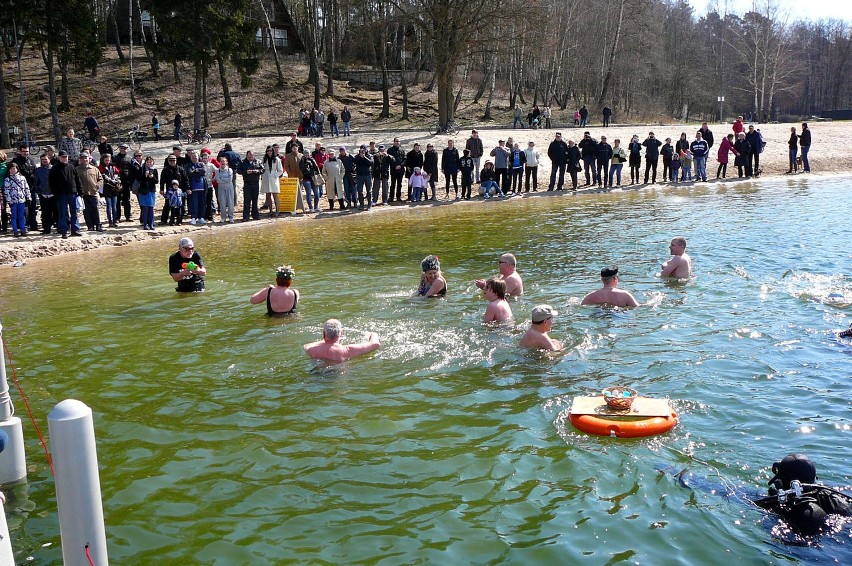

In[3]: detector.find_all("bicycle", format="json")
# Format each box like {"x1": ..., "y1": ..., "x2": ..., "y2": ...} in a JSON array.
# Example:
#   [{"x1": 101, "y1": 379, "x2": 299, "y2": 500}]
[
  {"x1": 112, "y1": 125, "x2": 148, "y2": 151},
  {"x1": 9, "y1": 127, "x2": 40, "y2": 154},
  {"x1": 180, "y1": 128, "x2": 212, "y2": 146},
  {"x1": 429, "y1": 121, "x2": 460, "y2": 136}
]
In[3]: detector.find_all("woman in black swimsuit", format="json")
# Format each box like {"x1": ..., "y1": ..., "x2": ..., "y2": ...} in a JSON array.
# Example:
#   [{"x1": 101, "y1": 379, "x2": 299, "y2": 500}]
[{"x1": 250, "y1": 265, "x2": 300, "y2": 315}]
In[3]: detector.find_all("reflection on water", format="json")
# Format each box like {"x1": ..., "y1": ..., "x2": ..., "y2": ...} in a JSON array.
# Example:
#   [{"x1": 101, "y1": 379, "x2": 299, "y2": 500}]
[{"x1": 1, "y1": 176, "x2": 851, "y2": 563}]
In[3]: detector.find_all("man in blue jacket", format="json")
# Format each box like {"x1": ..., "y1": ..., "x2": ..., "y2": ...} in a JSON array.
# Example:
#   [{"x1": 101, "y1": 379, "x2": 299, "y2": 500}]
[{"x1": 690, "y1": 132, "x2": 709, "y2": 182}]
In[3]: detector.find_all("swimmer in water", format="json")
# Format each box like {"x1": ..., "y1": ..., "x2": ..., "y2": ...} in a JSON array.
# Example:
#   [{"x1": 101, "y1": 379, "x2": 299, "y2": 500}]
[
  {"x1": 303, "y1": 319, "x2": 381, "y2": 363},
  {"x1": 475, "y1": 252, "x2": 524, "y2": 296},
  {"x1": 661, "y1": 236, "x2": 692, "y2": 278},
  {"x1": 519, "y1": 305, "x2": 564, "y2": 351},
  {"x1": 581, "y1": 265, "x2": 639, "y2": 308},
  {"x1": 250, "y1": 265, "x2": 299, "y2": 315},
  {"x1": 417, "y1": 255, "x2": 447, "y2": 297},
  {"x1": 482, "y1": 277, "x2": 513, "y2": 323},
  {"x1": 839, "y1": 325, "x2": 852, "y2": 338}
]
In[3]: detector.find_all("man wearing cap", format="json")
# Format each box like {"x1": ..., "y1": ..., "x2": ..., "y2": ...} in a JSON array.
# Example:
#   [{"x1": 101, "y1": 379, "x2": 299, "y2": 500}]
[
  {"x1": 169, "y1": 237, "x2": 207, "y2": 292},
  {"x1": 238, "y1": 150, "x2": 262, "y2": 221},
  {"x1": 48, "y1": 150, "x2": 83, "y2": 238},
  {"x1": 160, "y1": 152, "x2": 188, "y2": 225},
  {"x1": 581, "y1": 265, "x2": 639, "y2": 307},
  {"x1": 303, "y1": 319, "x2": 381, "y2": 363},
  {"x1": 519, "y1": 305, "x2": 564, "y2": 351},
  {"x1": 661, "y1": 236, "x2": 692, "y2": 278},
  {"x1": 475, "y1": 253, "x2": 524, "y2": 296},
  {"x1": 76, "y1": 152, "x2": 104, "y2": 232},
  {"x1": 371, "y1": 145, "x2": 391, "y2": 205},
  {"x1": 547, "y1": 133, "x2": 569, "y2": 191}
]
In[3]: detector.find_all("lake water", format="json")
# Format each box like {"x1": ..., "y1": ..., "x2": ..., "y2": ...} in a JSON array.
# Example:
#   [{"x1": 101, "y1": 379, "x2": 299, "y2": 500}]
[{"x1": 1, "y1": 176, "x2": 850, "y2": 564}]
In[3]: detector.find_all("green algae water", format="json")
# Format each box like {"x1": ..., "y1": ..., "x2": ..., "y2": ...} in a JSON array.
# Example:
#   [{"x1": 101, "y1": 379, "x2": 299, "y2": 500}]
[{"x1": 1, "y1": 176, "x2": 850, "y2": 564}]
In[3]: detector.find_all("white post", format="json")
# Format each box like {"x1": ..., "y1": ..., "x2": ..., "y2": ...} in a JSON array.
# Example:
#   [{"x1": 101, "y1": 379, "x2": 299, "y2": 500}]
[
  {"x1": 0, "y1": 491, "x2": 15, "y2": 565},
  {"x1": 48, "y1": 400, "x2": 108, "y2": 566},
  {"x1": 0, "y1": 321, "x2": 27, "y2": 485}
]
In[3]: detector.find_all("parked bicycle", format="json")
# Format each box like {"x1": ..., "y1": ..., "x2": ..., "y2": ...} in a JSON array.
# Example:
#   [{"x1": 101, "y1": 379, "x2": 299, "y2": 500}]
[
  {"x1": 180, "y1": 128, "x2": 212, "y2": 146},
  {"x1": 429, "y1": 120, "x2": 460, "y2": 136},
  {"x1": 112, "y1": 125, "x2": 148, "y2": 151},
  {"x1": 9, "y1": 126, "x2": 40, "y2": 154}
]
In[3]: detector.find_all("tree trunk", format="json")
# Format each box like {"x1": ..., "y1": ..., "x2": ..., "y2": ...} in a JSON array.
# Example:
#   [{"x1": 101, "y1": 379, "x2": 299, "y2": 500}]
[
  {"x1": 597, "y1": 0, "x2": 625, "y2": 107},
  {"x1": 147, "y1": 12, "x2": 161, "y2": 78},
  {"x1": 303, "y1": 0, "x2": 321, "y2": 109},
  {"x1": 109, "y1": 2, "x2": 126, "y2": 64},
  {"x1": 128, "y1": 5, "x2": 137, "y2": 107},
  {"x1": 15, "y1": 39, "x2": 30, "y2": 143},
  {"x1": 325, "y1": 0, "x2": 336, "y2": 95},
  {"x1": 0, "y1": 54, "x2": 8, "y2": 149},
  {"x1": 194, "y1": 60, "x2": 202, "y2": 131},
  {"x1": 217, "y1": 53, "x2": 233, "y2": 111},
  {"x1": 453, "y1": 63, "x2": 469, "y2": 114},
  {"x1": 483, "y1": 62, "x2": 496, "y2": 120},
  {"x1": 473, "y1": 51, "x2": 494, "y2": 103},
  {"x1": 172, "y1": 59, "x2": 180, "y2": 84},
  {"x1": 257, "y1": 0, "x2": 284, "y2": 87},
  {"x1": 42, "y1": 44, "x2": 61, "y2": 140},
  {"x1": 379, "y1": 37, "x2": 390, "y2": 118},
  {"x1": 203, "y1": 59, "x2": 209, "y2": 128},
  {"x1": 59, "y1": 45, "x2": 70, "y2": 112}
]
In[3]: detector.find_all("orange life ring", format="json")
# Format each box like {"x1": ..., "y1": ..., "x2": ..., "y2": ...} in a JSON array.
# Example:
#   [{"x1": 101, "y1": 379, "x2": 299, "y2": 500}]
[{"x1": 569, "y1": 411, "x2": 678, "y2": 438}]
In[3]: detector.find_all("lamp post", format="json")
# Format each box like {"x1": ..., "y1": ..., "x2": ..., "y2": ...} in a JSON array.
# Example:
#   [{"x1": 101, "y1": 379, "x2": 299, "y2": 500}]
[{"x1": 718, "y1": 96, "x2": 725, "y2": 123}]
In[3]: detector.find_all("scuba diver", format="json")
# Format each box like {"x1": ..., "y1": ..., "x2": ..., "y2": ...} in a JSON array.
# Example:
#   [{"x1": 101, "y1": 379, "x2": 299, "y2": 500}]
[{"x1": 752, "y1": 454, "x2": 852, "y2": 536}]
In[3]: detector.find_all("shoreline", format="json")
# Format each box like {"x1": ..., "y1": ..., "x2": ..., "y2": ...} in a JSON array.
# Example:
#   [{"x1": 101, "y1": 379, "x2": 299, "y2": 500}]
[{"x1": 2, "y1": 122, "x2": 847, "y2": 266}]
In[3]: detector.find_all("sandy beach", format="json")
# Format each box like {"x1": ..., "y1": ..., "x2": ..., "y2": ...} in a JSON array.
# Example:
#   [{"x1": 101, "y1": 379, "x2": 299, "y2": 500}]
[{"x1": 1, "y1": 120, "x2": 846, "y2": 266}]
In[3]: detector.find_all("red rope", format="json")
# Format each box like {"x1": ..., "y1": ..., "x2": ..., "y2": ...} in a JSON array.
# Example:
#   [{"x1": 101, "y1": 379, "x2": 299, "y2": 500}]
[
  {"x1": 2, "y1": 335, "x2": 54, "y2": 476},
  {"x1": 85, "y1": 544, "x2": 95, "y2": 566}
]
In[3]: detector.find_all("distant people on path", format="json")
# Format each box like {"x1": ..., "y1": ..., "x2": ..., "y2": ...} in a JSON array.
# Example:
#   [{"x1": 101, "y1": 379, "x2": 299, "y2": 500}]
[
  {"x1": 475, "y1": 253, "x2": 524, "y2": 296},
  {"x1": 173, "y1": 112, "x2": 182, "y2": 141},
  {"x1": 799, "y1": 123, "x2": 811, "y2": 173},
  {"x1": 581, "y1": 265, "x2": 639, "y2": 308},
  {"x1": 482, "y1": 277, "x2": 513, "y2": 323},
  {"x1": 82, "y1": 110, "x2": 100, "y2": 141},
  {"x1": 579, "y1": 105, "x2": 588, "y2": 127},
  {"x1": 303, "y1": 319, "x2": 381, "y2": 363},
  {"x1": 513, "y1": 106, "x2": 524, "y2": 129},
  {"x1": 602, "y1": 105, "x2": 612, "y2": 127},
  {"x1": 732, "y1": 116, "x2": 744, "y2": 137},
  {"x1": 152, "y1": 114, "x2": 161, "y2": 141},
  {"x1": 169, "y1": 237, "x2": 206, "y2": 292},
  {"x1": 519, "y1": 305, "x2": 564, "y2": 351},
  {"x1": 250, "y1": 265, "x2": 299, "y2": 316},
  {"x1": 660, "y1": 237, "x2": 692, "y2": 278},
  {"x1": 573, "y1": 109, "x2": 580, "y2": 125},
  {"x1": 341, "y1": 106, "x2": 352, "y2": 137},
  {"x1": 417, "y1": 255, "x2": 447, "y2": 297}
]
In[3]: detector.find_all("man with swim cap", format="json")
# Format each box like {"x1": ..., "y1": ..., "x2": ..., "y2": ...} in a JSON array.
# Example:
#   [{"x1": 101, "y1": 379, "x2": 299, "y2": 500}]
[
  {"x1": 519, "y1": 305, "x2": 564, "y2": 351},
  {"x1": 581, "y1": 265, "x2": 639, "y2": 307},
  {"x1": 303, "y1": 319, "x2": 381, "y2": 363},
  {"x1": 475, "y1": 253, "x2": 524, "y2": 296},
  {"x1": 661, "y1": 236, "x2": 692, "y2": 278},
  {"x1": 169, "y1": 237, "x2": 207, "y2": 292}
]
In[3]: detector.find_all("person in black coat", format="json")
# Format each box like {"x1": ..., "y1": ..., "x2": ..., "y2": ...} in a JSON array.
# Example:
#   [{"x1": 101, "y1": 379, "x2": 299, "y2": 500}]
[
  {"x1": 745, "y1": 125, "x2": 763, "y2": 177},
  {"x1": 547, "y1": 133, "x2": 568, "y2": 191},
  {"x1": 441, "y1": 140, "x2": 460, "y2": 198},
  {"x1": 733, "y1": 133, "x2": 752, "y2": 178},
  {"x1": 642, "y1": 132, "x2": 662, "y2": 184},
  {"x1": 577, "y1": 132, "x2": 597, "y2": 186},
  {"x1": 405, "y1": 144, "x2": 425, "y2": 201},
  {"x1": 799, "y1": 123, "x2": 811, "y2": 172},
  {"x1": 596, "y1": 137, "x2": 613, "y2": 188},
  {"x1": 566, "y1": 140, "x2": 582, "y2": 191},
  {"x1": 423, "y1": 144, "x2": 439, "y2": 201}
]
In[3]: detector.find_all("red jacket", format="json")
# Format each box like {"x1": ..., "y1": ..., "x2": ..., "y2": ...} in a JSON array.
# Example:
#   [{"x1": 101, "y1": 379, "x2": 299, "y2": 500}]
[{"x1": 732, "y1": 119, "x2": 744, "y2": 136}]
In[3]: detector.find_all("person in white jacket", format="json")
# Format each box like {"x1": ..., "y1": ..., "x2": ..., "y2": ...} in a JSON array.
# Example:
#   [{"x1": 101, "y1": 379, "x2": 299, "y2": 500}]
[
  {"x1": 260, "y1": 145, "x2": 284, "y2": 216},
  {"x1": 321, "y1": 154, "x2": 346, "y2": 210},
  {"x1": 524, "y1": 141, "x2": 540, "y2": 192}
]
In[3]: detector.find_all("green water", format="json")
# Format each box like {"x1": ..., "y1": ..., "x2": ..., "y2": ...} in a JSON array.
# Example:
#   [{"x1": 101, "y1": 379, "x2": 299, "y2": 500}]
[{"x1": 1, "y1": 177, "x2": 850, "y2": 564}]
